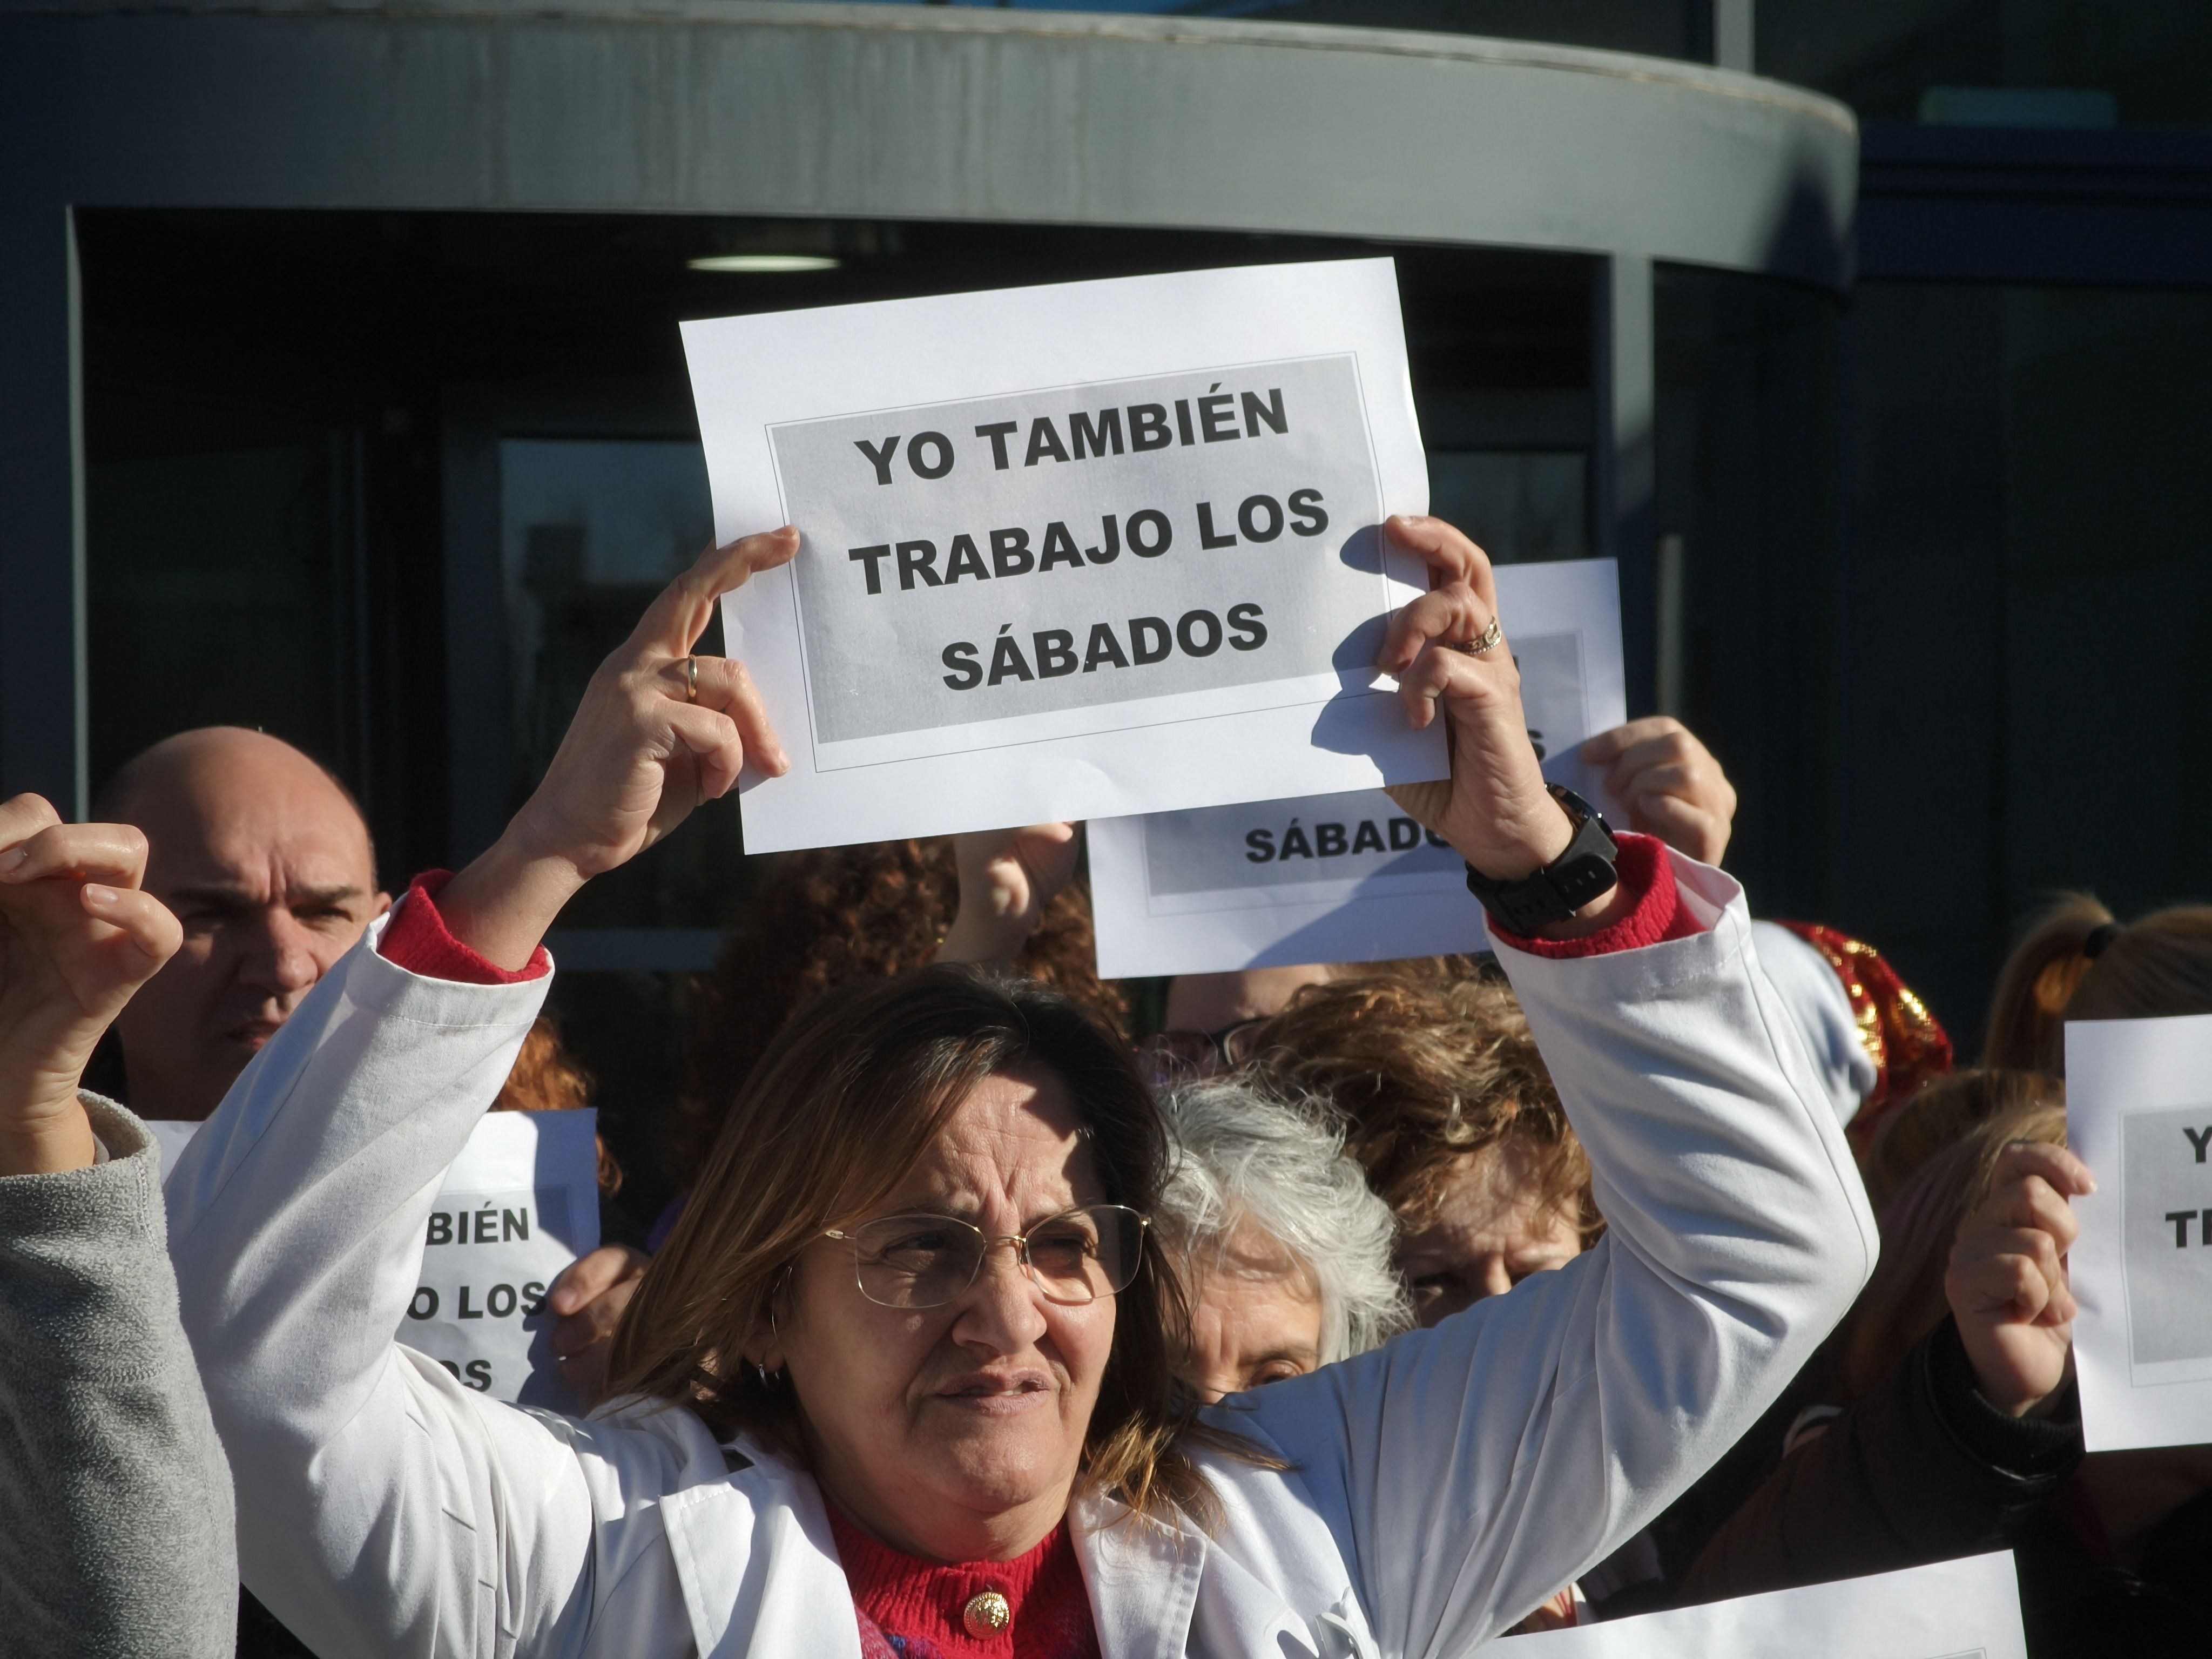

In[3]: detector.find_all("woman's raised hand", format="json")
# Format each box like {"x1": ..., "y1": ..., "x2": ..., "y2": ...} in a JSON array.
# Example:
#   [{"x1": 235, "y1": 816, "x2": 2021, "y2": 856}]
[
  {"x1": 1378, "y1": 516, "x2": 1628, "y2": 931},
  {"x1": 935, "y1": 823, "x2": 1081, "y2": 966},
  {"x1": 440, "y1": 529, "x2": 799, "y2": 969},
  {"x1": 0, "y1": 794, "x2": 181, "y2": 1174},
  {"x1": 1945, "y1": 1139, "x2": 2093, "y2": 1417}
]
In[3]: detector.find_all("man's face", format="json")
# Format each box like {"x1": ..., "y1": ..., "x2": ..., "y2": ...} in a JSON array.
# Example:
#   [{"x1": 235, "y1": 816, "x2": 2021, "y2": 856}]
[{"x1": 112, "y1": 733, "x2": 388, "y2": 1120}]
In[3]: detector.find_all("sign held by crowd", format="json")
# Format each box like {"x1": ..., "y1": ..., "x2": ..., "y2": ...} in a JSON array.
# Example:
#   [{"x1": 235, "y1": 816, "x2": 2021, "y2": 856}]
[
  {"x1": 152, "y1": 1107, "x2": 601, "y2": 1410},
  {"x1": 401, "y1": 1110, "x2": 601, "y2": 1408},
  {"x1": 2066, "y1": 1011, "x2": 2212, "y2": 1451},
  {"x1": 1507, "y1": 1553, "x2": 2027, "y2": 1658},
  {"x1": 683, "y1": 259, "x2": 1442, "y2": 852},
  {"x1": 1088, "y1": 557, "x2": 1626, "y2": 976}
]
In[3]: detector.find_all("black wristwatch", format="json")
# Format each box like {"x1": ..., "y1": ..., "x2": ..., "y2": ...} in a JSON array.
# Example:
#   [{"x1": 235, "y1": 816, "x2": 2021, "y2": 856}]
[{"x1": 1462, "y1": 785, "x2": 1619, "y2": 933}]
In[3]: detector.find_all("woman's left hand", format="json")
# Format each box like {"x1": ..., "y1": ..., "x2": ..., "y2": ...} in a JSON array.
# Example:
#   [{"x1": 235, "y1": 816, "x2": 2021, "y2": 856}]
[
  {"x1": 935, "y1": 823, "x2": 1080, "y2": 966},
  {"x1": 0, "y1": 795, "x2": 181, "y2": 1174},
  {"x1": 1379, "y1": 516, "x2": 1632, "y2": 933}
]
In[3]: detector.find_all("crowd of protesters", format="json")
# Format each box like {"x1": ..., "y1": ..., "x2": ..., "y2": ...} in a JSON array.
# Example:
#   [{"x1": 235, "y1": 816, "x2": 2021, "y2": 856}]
[{"x1": 2, "y1": 513, "x2": 2207, "y2": 1658}]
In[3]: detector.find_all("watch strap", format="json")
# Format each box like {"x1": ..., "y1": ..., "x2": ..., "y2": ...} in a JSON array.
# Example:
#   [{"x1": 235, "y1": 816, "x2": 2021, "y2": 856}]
[{"x1": 1462, "y1": 786, "x2": 1620, "y2": 933}]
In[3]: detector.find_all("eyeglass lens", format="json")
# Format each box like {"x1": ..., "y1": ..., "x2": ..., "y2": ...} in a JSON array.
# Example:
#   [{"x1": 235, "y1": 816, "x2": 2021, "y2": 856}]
[
  {"x1": 1139, "y1": 1018, "x2": 1266, "y2": 1085},
  {"x1": 843, "y1": 1205, "x2": 1144, "y2": 1309}
]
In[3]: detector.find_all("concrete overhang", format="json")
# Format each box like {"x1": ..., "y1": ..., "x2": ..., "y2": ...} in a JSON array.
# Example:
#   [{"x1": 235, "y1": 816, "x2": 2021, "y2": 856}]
[{"x1": 0, "y1": 0, "x2": 1858, "y2": 289}]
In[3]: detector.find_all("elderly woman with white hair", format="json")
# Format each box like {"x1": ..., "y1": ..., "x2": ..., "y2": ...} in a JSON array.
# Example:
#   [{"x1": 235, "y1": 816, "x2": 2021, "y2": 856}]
[{"x1": 1156, "y1": 1080, "x2": 1410, "y2": 1401}]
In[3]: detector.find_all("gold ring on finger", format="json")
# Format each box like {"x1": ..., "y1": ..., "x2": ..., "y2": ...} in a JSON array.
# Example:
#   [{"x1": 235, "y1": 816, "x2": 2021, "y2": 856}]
[
  {"x1": 684, "y1": 656, "x2": 700, "y2": 702},
  {"x1": 1446, "y1": 616, "x2": 1504, "y2": 657}
]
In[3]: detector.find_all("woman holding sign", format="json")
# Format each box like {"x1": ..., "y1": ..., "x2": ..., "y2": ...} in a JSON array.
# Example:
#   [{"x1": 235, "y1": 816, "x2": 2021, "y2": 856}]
[{"x1": 168, "y1": 515, "x2": 1876, "y2": 1657}]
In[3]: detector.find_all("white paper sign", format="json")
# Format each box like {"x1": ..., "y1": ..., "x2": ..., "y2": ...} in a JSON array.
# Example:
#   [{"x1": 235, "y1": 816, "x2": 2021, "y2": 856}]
[
  {"x1": 2065, "y1": 1012, "x2": 2212, "y2": 1451},
  {"x1": 400, "y1": 1110, "x2": 601, "y2": 1409},
  {"x1": 148, "y1": 1110, "x2": 601, "y2": 1411},
  {"x1": 1507, "y1": 1553, "x2": 2026, "y2": 1658},
  {"x1": 683, "y1": 259, "x2": 1445, "y2": 853},
  {"x1": 1087, "y1": 558, "x2": 1627, "y2": 977}
]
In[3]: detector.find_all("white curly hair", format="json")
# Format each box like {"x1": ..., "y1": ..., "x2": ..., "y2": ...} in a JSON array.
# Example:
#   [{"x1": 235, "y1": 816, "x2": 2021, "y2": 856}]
[{"x1": 1156, "y1": 1077, "x2": 1412, "y2": 1366}]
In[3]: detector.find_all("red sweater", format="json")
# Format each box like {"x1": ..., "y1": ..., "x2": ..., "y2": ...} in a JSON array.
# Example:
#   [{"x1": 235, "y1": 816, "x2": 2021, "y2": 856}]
[
  {"x1": 828, "y1": 1507, "x2": 1100, "y2": 1659},
  {"x1": 374, "y1": 835, "x2": 1697, "y2": 1655}
]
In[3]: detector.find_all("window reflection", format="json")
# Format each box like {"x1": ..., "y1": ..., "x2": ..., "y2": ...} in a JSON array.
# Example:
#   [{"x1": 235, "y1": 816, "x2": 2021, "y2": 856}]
[
  {"x1": 496, "y1": 438, "x2": 744, "y2": 939},
  {"x1": 500, "y1": 439, "x2": 714, "y2": 791}
]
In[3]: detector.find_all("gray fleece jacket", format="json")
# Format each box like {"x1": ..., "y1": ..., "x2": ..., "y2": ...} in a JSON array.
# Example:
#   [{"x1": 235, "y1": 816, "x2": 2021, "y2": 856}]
[{"x1": 0, "y1": 1094, "x2": 235, "y2": 1657}]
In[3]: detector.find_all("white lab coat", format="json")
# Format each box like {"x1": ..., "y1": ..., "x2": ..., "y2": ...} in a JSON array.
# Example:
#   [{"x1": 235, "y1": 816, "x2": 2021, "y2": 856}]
[{"x1": 167, "y1": 851, "x2": 1874, "y2": 1658}]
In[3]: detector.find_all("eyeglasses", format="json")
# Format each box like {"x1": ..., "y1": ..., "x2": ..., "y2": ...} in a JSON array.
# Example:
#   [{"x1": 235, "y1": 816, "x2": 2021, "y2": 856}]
[
  {"x1": 1138, "y1": 1017, "x2": 1270, "y2": 1085},
  {"x1": 823, "y1": 1204, "x2": 1149, "y2": 1310}
]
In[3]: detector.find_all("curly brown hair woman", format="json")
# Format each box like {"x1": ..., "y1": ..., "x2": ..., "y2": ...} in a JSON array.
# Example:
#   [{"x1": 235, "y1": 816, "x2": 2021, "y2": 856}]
[{"x1": 1249, "y1": 967, "x2": 1602, "y2": 1326}]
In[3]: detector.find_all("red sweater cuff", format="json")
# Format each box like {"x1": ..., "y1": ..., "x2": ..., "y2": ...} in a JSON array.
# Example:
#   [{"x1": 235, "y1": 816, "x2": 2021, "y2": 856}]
[
  {"x1": 1489, "y1": 833, "x2": 1704, "y2": 959},
  {"x1": 377, "y1": 870, "x2": 551, "y2": 985}
]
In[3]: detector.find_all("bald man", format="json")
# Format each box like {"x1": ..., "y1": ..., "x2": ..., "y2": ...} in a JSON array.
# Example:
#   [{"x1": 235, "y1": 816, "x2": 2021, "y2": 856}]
[{"x1": 96, "y1": 728, "x2": 390, "y2": 1121}]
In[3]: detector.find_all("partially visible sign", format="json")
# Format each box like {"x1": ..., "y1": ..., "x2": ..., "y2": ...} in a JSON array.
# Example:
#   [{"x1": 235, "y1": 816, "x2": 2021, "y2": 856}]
[
  {"x1": 149, "y1": 1109, "x2": 601, "y2": 1411},
  {"x1": 1507, "y1": 1553, "x2": 2026, "y2": 1658},
  {"x1": 684, "y1": 258, "x2": 1445, "y2": 853},
  {"x1": 1087, "y1": 559, "x2": 1625, "y2": 978},
  {"x1": 2067, "y1": 1013, "x2": 2212, "y2": 1451},
  {"x1": 401, "y1": 1110, "x2": 600, "y2": 1410}
]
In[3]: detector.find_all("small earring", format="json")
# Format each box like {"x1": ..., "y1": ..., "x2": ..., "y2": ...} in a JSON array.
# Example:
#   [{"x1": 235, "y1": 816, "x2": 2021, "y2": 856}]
[{"x1": 755, "y1": 1362, "x2": 778, "y2": 1390}]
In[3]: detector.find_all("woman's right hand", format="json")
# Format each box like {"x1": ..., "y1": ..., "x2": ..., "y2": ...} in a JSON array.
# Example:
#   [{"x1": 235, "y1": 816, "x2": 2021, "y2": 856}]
[
  {"x1": 1378, "y1": 516, "x2": 1634, "y2": 936},
  {"x1": 439, "y1": 529, "x2": 799, "y2": 969},
  {"x1": 0, "y1": 794, "x2": 181, "y2": 1174},
  {"x1": 1944, "y1": 1139, "x2": 2094, "y2": 1417}
]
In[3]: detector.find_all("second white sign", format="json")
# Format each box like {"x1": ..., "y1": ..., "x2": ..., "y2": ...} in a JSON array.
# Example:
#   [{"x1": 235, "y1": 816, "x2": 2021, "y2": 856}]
[{"x1": 1088, "y1": 558, "x2": 1626, "y2": 978}]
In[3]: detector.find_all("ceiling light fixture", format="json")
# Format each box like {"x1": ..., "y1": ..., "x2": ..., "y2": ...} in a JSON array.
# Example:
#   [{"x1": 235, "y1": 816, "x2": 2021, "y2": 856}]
[{"x1": 686, "y1": 253, "x2": 841, "y2": 273}]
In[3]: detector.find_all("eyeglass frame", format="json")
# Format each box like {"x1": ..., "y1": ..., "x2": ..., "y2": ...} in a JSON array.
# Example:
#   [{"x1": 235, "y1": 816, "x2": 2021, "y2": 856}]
[
  {"x1": 1139, "y1": 1015, "x2": 1271, "y2": 1075},
  {"x1": 820, "y1": 1203, "x2": 1152, "y2": 1310}
]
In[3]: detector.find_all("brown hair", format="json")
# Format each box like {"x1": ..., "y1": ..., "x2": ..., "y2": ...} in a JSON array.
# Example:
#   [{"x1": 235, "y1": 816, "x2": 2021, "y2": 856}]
[
  {"x1": 677, "y1": 840, "x2": 1127, "y2": 1177},
  {"x1": 492, "y1": 1015, "x2": 622, "y2": 1197},
  {"x1": 1244, "y1": 969, "x2": 1600, "y2": 1245},
  {"x1": 1984, "y1": 894, "x2": 2116, "y2": 1073},
  {"x1": 1860, "y1": 1067, "x2": 2058, "y2": 1215},
  {"x1": 1840, "y1": 1096, "x2": 2066, "y2": 1400},
  {"x1": 607, "y1": 966, "x2": 1230, "y2": 1525},
  {"x1": 1985, "y1": 895, "x2": 2212, "y2": 1074}
]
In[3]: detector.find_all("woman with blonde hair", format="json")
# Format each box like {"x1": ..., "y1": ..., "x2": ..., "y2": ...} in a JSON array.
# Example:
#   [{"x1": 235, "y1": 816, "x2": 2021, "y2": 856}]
[{"x1": 168, "y1": 517, "x2": 1873, "y2": 1658}]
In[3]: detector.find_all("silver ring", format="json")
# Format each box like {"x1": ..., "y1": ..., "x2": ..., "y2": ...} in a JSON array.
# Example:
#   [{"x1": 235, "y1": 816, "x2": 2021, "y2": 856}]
[
  {"x1": 1447, "y1": 615, "x2": 1503, "y2": 657},
  {"x1": 684, "y1": 656, "x2": 700, "y2": 702}
]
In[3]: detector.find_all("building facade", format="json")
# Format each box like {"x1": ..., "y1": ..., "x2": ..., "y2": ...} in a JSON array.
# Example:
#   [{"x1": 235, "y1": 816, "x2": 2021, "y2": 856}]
[{"x1": 3, "y1": 0, "x2": 2207, "y2": 1219}]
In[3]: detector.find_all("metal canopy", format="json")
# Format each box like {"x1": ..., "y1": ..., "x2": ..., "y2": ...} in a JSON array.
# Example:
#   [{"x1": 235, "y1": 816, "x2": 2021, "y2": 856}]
[
  {"x1": 0, "y1": 2, "x2": 1855, "y2": 288},
  {"x1": 0, "y1": 2, "x2": 1857, "y2": 814}
]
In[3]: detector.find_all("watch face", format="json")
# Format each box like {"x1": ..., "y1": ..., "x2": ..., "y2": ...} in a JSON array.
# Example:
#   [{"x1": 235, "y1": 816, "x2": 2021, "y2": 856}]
[{"x1": 1549, "y1": 784, "x2": 1616, "y2": 849}]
